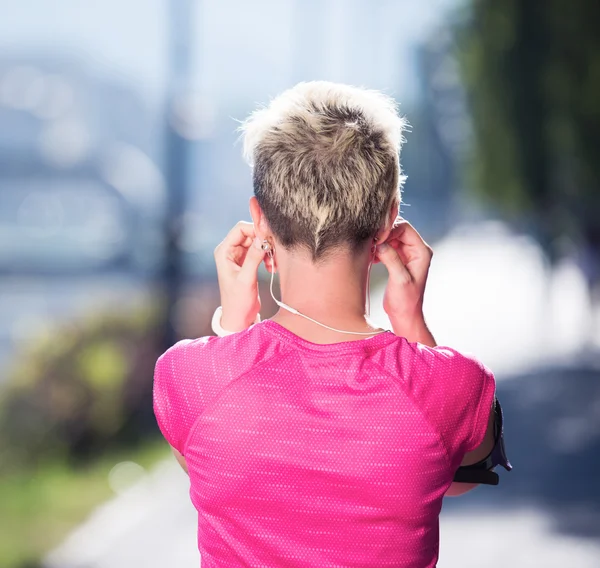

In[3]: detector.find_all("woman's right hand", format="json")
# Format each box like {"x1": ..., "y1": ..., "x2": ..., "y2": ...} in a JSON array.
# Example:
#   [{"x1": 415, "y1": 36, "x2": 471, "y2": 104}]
[
  {"x1": 375, "y1": 219, "x2": 435, "y2": 344},
  {"x1": 213, "y1": 221, "x2": 272, "y2": 333}
]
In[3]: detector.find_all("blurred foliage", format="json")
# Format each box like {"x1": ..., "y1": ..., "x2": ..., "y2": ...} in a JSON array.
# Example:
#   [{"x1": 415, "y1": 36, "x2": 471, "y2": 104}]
[
  {"x1": 457, "y1": 0, "x2": 600, "y2": 260},
  {"x1": 0, "y1": 302, "x2": 165, "y2": 474}
]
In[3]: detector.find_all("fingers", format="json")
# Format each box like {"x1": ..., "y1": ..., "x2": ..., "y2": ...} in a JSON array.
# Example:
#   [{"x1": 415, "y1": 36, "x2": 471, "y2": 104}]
[
  {"x1": 222, "y1": 221, "x2": 256, "y2": 248},
  {"x1": 375, "y1": 242, "x2": 412, "y2": 284},
  {"x1": 238, "y1": 237, "x2": 267, "y2": 284},
  {"x1": 388, "y1": 219, "x2": 426, "y2": 247},
  {"x1": 385, "y1": 220, "x2": 433, "y2": 263},
  {"x1": 215, "y1": 220, "x2": 276, "y2": 279},
  {"x1": 214, "y1": 222, "x2": 255, "y2": 266}
]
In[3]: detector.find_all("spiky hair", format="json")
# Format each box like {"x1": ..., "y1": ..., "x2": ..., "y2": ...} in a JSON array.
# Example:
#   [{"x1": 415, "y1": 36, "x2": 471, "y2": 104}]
[{"x1": 240, "y1": 81, "x2": 407, "y2": 260}]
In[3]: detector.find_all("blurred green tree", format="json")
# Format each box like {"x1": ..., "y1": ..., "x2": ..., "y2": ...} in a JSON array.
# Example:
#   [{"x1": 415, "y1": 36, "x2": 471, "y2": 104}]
[
  {"x1": 0, "y1": 304, "x2": 164, "y2": 473},
  {"x1": 457, "y1": 0, "x2": 600, "y2": 279}
]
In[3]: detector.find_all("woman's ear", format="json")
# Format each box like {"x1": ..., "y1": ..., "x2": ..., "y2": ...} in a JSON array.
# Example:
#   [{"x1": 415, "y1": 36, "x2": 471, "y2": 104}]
[
  {"x1": 375, "y1": 201, "x2": 400, "y2": 243},
  {"x1": 388, "y1": 201, "x2": 399, "y2": 228},
  {"x1": 249, "y1": 196, "x2": 277, "y2": 273},
  {"x1": 249, "y1": 197, "x2": 267, "y2": 238}
]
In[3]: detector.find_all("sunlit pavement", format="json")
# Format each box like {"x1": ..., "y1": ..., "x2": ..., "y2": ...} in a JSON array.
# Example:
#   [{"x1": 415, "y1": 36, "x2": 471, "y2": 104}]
[
  {"x1": 45, "y1": 223, "x2": 600, "y2": 567},
  {"x1": 440, "y1": 508, "x2": 600, "y2": 567},
  {"x1": 45, "y1": 461, "x2": 199, "y2": 568}
]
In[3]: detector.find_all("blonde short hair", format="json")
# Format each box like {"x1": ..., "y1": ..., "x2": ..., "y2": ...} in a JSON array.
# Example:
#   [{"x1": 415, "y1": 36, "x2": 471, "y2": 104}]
[{"x1": 240, "y1": 81, "x2": 407, "y2": 260}]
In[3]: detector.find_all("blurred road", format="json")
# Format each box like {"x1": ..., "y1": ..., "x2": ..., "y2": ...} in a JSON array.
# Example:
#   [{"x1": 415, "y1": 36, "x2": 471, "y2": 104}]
[{"x1": 45, "y1": 223, "x2": 600, "y2": 567}]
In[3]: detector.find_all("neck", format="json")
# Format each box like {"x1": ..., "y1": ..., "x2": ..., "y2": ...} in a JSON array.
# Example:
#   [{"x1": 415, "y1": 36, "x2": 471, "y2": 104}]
[{"x1": 269, "y1": 245, "x2": 380, "y2": 338}]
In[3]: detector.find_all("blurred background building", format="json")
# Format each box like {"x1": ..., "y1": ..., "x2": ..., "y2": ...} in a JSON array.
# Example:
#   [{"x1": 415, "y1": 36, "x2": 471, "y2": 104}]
[{"x1": 0, "y1": 0, "x2": 599, "y2": 567}]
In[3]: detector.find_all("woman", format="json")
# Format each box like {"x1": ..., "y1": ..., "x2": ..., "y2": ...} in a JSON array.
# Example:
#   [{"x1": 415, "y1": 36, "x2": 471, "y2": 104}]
[{"x1": 154, "y1": 81, "x2": 510, "y2": 567}]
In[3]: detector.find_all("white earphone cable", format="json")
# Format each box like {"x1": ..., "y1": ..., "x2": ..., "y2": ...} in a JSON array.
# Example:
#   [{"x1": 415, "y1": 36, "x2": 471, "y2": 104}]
[{"x1": 266, "y1": 247, "x2": 386, "y2": 337}]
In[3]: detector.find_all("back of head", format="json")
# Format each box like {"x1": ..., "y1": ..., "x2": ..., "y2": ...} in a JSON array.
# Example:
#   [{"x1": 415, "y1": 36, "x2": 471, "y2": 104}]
[{"x1": 240, "y1": 81, "x2": 407, "y2": 261}]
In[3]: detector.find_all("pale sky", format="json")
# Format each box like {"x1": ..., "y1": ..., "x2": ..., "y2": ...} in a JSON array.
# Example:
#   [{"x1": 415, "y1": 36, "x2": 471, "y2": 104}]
[{"x1": 0, "y1": 0, "x2": 462, "y2": 107}]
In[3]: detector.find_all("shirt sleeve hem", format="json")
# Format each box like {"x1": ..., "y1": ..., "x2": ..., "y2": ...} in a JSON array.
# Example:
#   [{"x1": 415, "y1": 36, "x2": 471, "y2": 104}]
[
  {"x1": 153, "y1": 349, "x2": 184, "y2": 455},
  {"x1": 465, "y1": 364, "x2": 497, "y2": 453}
]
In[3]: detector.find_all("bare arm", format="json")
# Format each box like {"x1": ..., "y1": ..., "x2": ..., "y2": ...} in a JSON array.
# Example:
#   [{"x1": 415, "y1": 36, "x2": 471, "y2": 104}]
[
  {"x1": 389, "y1": 315, "x2": 436, "y2": 348},
  {"x1": 375, "y1": 220, "x2": 435, "y2": 348},
  {"x1": 171, "y1": 447, "x2": 189, "y2": 474}
]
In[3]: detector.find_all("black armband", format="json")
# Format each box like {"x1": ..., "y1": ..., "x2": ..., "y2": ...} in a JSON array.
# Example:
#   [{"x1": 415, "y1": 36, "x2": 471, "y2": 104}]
[{"x1": 452, "y1": 398, "x2": 512, "y2": 485}]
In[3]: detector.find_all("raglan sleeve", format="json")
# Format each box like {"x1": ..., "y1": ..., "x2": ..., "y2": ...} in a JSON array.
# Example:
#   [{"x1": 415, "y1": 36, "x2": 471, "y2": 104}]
[{"x1": 408, "y1": 343, "x2": 497, "y2": 463}]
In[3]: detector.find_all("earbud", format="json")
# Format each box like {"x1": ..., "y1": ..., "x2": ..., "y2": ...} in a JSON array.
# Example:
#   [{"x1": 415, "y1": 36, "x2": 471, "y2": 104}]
[
  {"x1": 371, "y1": 235, "x2": 378, "y2": 255},
  {"x1": 261, "y1": 240, "x2": 275, "y2": 265}
]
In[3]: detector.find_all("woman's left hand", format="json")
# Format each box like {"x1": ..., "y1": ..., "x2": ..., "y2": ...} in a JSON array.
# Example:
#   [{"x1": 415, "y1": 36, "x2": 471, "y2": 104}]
[
  {"x1": 213, "y1": 221, "x2": 271, "y2": 332},
  {"x1": 375, "y1": 218, "x2": 434, "y2": 339}
]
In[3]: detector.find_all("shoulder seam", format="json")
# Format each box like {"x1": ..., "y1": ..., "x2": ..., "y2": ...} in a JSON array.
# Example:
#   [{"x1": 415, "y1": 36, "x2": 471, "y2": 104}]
[
  {"x1": 367, "y1": 351, "x2": 454, "y2": 471},
  {"x1": 181, "y1": 338, "x2": 288, "y2": 455}
]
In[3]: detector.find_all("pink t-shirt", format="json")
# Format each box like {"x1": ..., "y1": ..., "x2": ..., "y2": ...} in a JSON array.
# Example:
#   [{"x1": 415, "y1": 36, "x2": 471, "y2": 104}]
[{"x1": 153, "y1": 320, "x2": 496, "y2": 568}]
